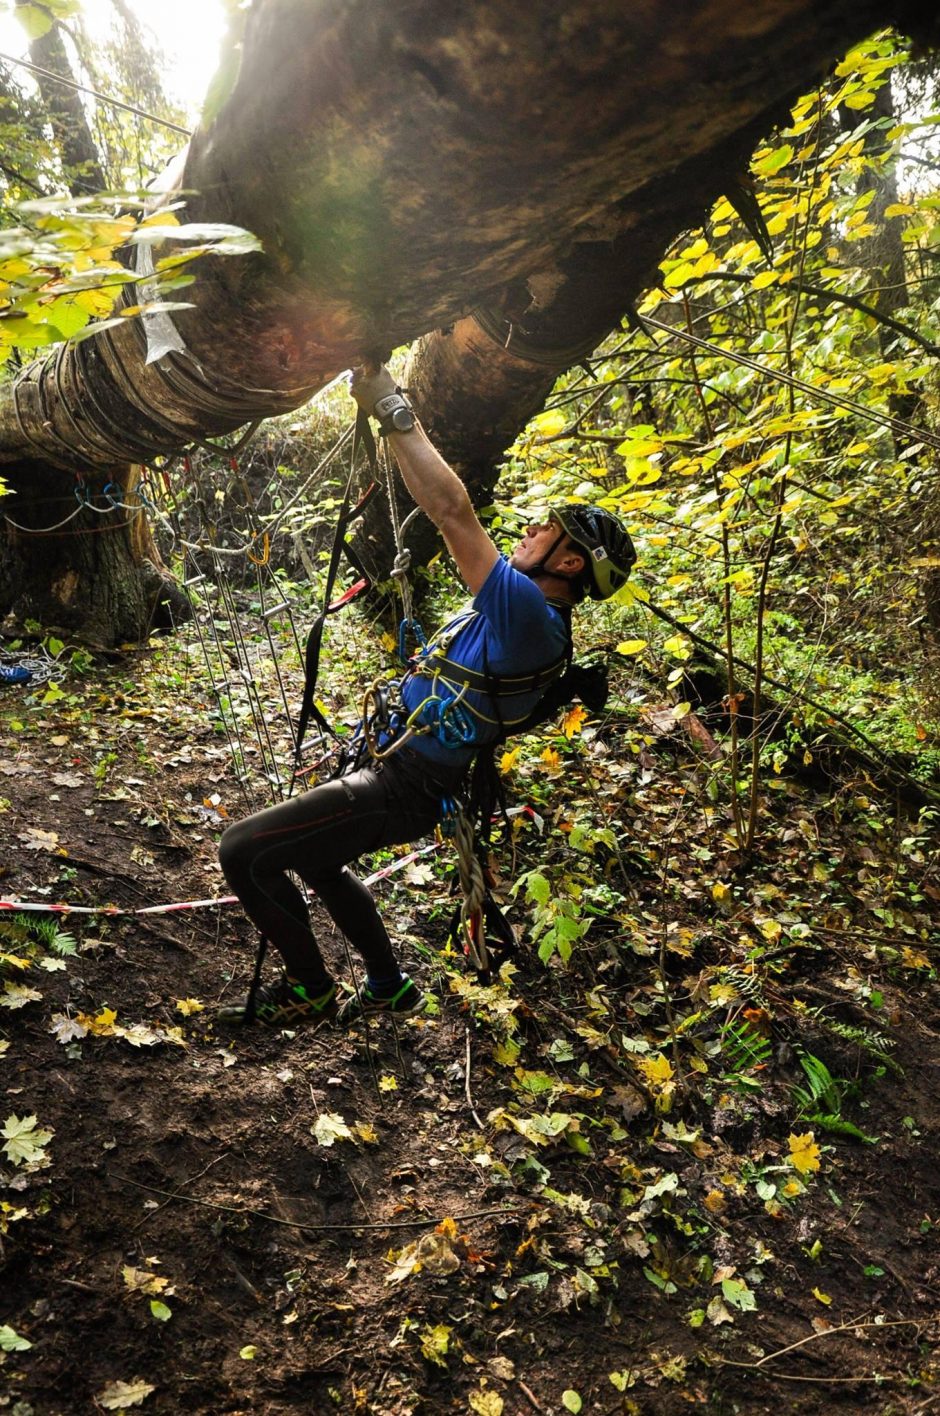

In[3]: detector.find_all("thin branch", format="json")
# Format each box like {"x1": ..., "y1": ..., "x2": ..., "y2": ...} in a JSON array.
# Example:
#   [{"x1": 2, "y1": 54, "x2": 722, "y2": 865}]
[
  {"x1": 114, "y1": 1174, "x2": 523, "y2": 1234},
  {"x1": 683, "y1": 269, "x2": 940, "y2": 357}
]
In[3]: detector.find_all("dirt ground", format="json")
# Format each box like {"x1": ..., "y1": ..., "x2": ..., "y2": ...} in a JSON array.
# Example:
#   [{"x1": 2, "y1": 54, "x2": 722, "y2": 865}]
[{"x1": 1, "y1": 650, "x2": 938, "y2": 1416}]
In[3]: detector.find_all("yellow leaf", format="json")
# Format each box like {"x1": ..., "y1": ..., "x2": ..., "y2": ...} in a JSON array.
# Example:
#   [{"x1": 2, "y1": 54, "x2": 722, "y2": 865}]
[
  {"x1": 469, "y1": 1389, "x2": 504, "y2": 1416},
  {"x1": 354, "y1": 1123, "x2": 379, "y2": 1144},
  {"x1": 636, "y1": 1054, "x2": 674, "y2": 1091},
  {"x1": 616, "y1": 639, "x2": 647, "y2": 656},
  {"x1": 499, "y1": 746, "x2": 519, "y2": 774},
  {"x1": 540, "y1": 747, "x2": 560, "y2": 772},
  {"x1": 122, "y1": 1266, "x2": 170, "y2": 1296},
  {"x1": 79, "y1": 1007, "x2": 118, "y2": 1036},
  {"x1": 704, "y1": 1189, "x2": 726, "y2": 1214},
  {"x1": 378, "y1": 1074, "x2": 398, "y2": 1092},
  {"x1": 711, "y1": 881, "x2": 731, "y2": 904},
  {"x1": 531, "y1": 410, "x2": 567, "y2": 438},
  {"x1": 812, "y1": 1287, "x2": 832, "y2": 1305},
  {"x1": 759, "y1": 919, "x2": 782, "y2": 944},
  {"x1": 437, "y1": 1216, "x2": 459, "y2": 1239},
  {"x1": 788, "y1": 1132, "x2": 821, "y2": 1174},
  {"x1": 562, "y1": 705, "x2": 588, "y2": 739},
  {"x1": 901, "y1": 947, "x2": 931, "y2": 971},
  {"x1": 174, "y1": 998, "x2": 205, "y2": 1016}
]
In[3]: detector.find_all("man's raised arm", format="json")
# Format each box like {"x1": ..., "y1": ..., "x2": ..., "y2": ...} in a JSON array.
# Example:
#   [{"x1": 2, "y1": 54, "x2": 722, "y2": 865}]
[{"x1": 351, "y1": 366, "x2": 499, "y2": 596}]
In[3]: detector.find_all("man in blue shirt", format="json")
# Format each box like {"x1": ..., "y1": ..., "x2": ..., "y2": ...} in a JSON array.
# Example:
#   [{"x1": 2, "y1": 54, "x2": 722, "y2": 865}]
[{"x1": 218, "y1": 366, "x2": 635, "y2": 1028}]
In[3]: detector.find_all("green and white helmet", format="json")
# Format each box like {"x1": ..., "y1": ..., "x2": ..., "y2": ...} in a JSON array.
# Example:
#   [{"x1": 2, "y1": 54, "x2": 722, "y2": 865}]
[{"x1": 551, "y1": 505, "x2": 637, "y2": 599}]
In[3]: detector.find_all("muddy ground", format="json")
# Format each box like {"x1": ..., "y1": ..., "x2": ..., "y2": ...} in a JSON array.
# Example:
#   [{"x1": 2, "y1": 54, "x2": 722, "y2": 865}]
[{"x1": 1, "y1": 647, "x2": 938, "y2": 1415}]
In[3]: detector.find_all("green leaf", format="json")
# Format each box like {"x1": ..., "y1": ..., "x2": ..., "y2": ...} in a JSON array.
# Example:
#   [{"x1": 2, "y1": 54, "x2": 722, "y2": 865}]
[
  {"x1": 562, "y1": 1392, "x2": 582, "y2": 1414},
  {"x1": 1, "y1": 1113, "x2": 53, "y2": 1166},
  {"x1": 0, "y1": 1324, "x2": 31, "y2": 1351},
  {"x1": 149, "y1": 1300, "x2": 172, "y2": 1322}
]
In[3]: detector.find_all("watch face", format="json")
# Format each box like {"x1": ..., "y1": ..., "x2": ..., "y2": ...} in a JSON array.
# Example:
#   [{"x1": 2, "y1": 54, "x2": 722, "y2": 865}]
[{"x1": 391, "y1": 407, "x2": 416, "y2": 431}]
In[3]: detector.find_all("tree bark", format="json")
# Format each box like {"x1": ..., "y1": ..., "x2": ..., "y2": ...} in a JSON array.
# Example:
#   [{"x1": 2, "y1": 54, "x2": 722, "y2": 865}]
[
  {"x1": 28, "y1": 22, "x2": 106, "y2": 195},
  {"x1": 0, "y1": 0, "x2": 935, "y2": 642}
]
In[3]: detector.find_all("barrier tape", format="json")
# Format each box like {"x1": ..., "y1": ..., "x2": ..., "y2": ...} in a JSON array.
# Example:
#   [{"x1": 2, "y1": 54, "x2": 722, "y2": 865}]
[{"x1": 0, "y1": 843, "x2": 440, "y2": 919}]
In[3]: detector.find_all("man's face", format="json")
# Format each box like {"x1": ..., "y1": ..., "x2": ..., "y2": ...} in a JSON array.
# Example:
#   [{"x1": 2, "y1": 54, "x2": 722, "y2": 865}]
[{"x1": 509, "y1": 518, "x2": 566, "y2": 573}]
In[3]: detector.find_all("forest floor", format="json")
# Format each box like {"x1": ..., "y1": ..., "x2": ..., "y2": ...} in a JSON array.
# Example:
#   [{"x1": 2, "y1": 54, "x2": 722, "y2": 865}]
[{"x1": 0, "y1": 636, "x2": 938, "y2": 1416}]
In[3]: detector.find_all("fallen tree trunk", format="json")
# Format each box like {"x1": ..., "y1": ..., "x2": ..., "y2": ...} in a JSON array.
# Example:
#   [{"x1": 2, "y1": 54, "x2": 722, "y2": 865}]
[{"x1": 0, "y1": 0, "x2": 934, "y2": 641}]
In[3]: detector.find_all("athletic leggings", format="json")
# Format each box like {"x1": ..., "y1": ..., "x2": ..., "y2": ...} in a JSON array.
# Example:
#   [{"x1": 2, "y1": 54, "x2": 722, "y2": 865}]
[{"x1": 219, "y1": 746, "x2": 468, "y2": 987}]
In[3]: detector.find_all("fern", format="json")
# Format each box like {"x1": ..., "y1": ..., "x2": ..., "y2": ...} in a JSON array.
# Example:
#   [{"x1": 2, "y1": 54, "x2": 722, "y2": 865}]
[
  {"x1": 720, "y1": 1019, "x2": 772, "y2": 1081},
  {"x1": 792, "y1": 1050, "x2": 879, "y2": 1144},
  {"x1": 1, "y1": 912, "x2": 78, "y2": 956}
]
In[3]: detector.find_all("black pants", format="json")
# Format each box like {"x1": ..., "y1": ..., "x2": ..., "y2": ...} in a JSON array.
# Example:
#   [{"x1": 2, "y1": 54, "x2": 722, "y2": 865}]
[{"x1": 219, "y1": 747, "x2": 468, "y2": 987}]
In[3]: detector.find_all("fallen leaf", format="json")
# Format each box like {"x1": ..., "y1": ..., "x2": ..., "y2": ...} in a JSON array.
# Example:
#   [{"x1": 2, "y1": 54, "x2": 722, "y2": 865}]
[
  {"x1": 49, "y1": 1013, "x2": 88, "y2": 1043},
  {"x1": 468, "y1": 1388, "x2": 504, "y2": 1416},
  {"x1": 1, "y1": 981, "x2": 43, "y2": 1009},
  {"x1": 378, "y1": 1074, "x2": 398, "y2": 1092},
  {"x1": 122, "y1": 1266, "x2": 170, "y2": 1296},
  {"x1": 812, "y1": 1287, "x2": 832, "y2": 1305},
  {"x1": 788, "y1": 1132, "x2": 821, "y2": 1175},
  {"x1": 17, "y1": 827, "x2": 59, "y2": 851},
  {"x1": 562, "y1": 705, "x2": 588, "y2": 738},
  {"x1": 0, "y1": 1324, "x2": 31, "y2": 1351},
  {"x1": 312, "y1": 1112, "x2": 353, "y2": 1147},
  {"x1": 1, "y1": 1113, "x2": 54, "y2": 1167},
  {"x1": 97, "y1": 1379, "x2": 156, "y2": 1410},
  {"x1": 175, "y1": 998, "x2": 205, "y2": 1016},
  {"x1": 51, "y1": 773, "x2": 84, "y2": 788}
]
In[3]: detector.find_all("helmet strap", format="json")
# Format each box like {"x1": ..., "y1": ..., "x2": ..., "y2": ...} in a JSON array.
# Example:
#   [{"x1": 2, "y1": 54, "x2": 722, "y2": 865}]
[{"x1": 520, "y1": 528, "x2": 581, "y2": 585}]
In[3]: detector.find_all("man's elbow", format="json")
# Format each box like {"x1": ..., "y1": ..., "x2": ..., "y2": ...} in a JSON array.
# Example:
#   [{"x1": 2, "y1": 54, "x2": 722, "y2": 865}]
[{"x1": 434, "y1": 486, "x2": 475, "y2": 537}]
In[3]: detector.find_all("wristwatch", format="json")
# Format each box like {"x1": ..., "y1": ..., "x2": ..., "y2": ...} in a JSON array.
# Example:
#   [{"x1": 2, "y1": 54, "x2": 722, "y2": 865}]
[{"x1": 373, "y1": 391, "x2": 416, "y2": 435}]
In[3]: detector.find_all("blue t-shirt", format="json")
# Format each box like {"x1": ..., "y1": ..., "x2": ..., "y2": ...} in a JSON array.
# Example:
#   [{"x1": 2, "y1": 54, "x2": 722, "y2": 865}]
[{"x1": 399, "y1": 557, "x2": 570, "y2": 767}]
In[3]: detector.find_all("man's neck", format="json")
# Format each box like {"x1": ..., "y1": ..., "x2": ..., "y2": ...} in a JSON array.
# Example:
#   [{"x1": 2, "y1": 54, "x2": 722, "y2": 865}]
[{"x1": 531, "y1": 571, "x2": 578, "y2": 606}]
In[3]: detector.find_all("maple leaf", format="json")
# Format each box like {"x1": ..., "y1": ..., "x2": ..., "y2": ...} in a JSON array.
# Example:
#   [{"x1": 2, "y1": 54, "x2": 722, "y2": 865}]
[
  {"x1": 174, "y1": 998, "x2": 205, "y2": 1016},
  {"x1": 78, "y1": 1007, "x2": 118, "y2": 1035},
  {"x1": 562, "y1": 704, "x2": 588, "y2": 738},
  {"x1": 2, "y1": 1113, "x2": 54, "y2": 1167},
  {"x1": 97, "y1": 1379, "x2": 156, "y2": 1410},
  {"x1": 378, "y1": 1074, "x2": 398, "y2": 1092},
  {"x1": 788, "y1": 1131, "x2": 821, "y2": 1174},
  {"x1": 119, "y1": 1024, "x2": 162, "y2": 1047},
  {"x1": 312, "y1": 1112, "x2": 353, "y2": 1147},
  {"x1": 540, "y1": 746, "x2": 561, "y2": 772},
  {"x1": 419, "y1": 1322, "x2": 452, "y2": 1367},
  {"x1": 1, "y1": 981, "x2": 42, "y2": 1009},
  {"x1": 49, "y1": 1013, "x2": 88, "y2": 1043},
  {"x1": 122, "y1": 1266, "x2": 170, "y2": 1296}
]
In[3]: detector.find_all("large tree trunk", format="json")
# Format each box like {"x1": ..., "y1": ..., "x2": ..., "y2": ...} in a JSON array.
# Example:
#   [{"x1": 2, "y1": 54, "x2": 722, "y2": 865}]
[{"x1": 0, "y1": 0, "x2": 935, "y2": 642}]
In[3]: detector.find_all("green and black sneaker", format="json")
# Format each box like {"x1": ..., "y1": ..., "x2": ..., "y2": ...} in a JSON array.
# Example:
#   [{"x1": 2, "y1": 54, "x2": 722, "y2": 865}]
[
  {"x1": 336, "y1": 975, "x2": 426, "y2": 1028},
  {"x1": 217, "y1": 975, "x2": 337, "y2": 1028}
]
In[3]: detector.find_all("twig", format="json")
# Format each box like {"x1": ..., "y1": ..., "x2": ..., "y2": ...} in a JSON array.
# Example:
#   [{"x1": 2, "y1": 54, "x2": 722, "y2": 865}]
[
  {"x1": 60, "y1": 1276, "x2": 97, "y2": 1293},
  {"x1": 518, "y1": 1380, "x2": 546, "y2": 1412},
  {"x1": 713, "y1": 1315, "x2": 929, "y2": 1373},
  {"x1": 465, "y1": 1026, "x2": 484, "y2": 1131},
  {"x1": 113, "y1": 1174, "x2": 524, "y2": 1233},
  {"x1": 131, "y1": 1153, "x2": 229, "y2": 1231}
]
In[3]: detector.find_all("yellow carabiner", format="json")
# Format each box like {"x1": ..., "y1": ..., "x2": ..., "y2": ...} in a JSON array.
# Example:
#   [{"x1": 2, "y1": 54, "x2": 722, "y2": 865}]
[{"x1": 248, "y1": 531, "x2": 270, "y2": 566}]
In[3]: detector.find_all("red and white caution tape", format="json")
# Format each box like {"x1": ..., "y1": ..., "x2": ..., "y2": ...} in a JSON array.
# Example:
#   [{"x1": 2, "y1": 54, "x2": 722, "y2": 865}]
[{"x1": 0, "y1": 843, "x2": 440, "y2": 919}]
